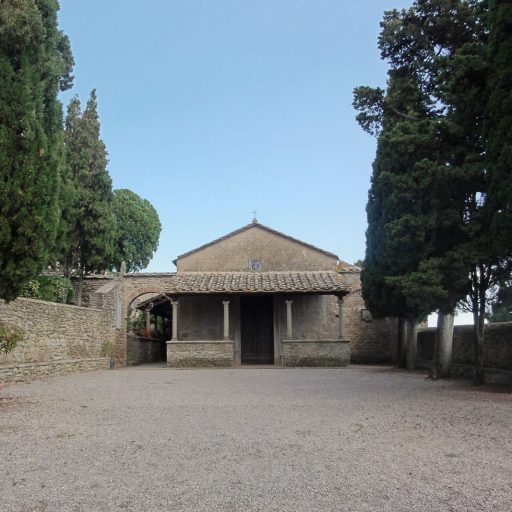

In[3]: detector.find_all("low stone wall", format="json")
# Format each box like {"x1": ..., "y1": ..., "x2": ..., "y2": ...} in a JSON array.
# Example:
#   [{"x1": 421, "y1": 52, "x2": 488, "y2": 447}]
[
  {"x1": 0, "y1": 357, "x2": 109, "y2": 383},
  {"x1": 418, "y1": 322, "x2": 512, "y2": 384},
  {"x1": 127, "y1": 334, "x2": 166, "y2": 365},
  {"x1": 167, "y1": 340, "x2": 234, "y2": 368},
  {"x1": 0, "y1": 297, "x2": 116, "y2": 382},
  {"x1": 282, "y1": 339, "x2": 350, "y2": 367}
]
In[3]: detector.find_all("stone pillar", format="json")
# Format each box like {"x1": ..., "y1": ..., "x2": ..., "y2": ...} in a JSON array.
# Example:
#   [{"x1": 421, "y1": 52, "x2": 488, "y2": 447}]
[
  {"x1": 171, "y1": 299, "x2": 178, "y2": 341},
  {"x1": 145, "y1": 310, "x2": 151, "y2": 337},
  {"x1": 285, "y1": 300, "x2": 293, "y2": 339},
  {"x1": 223, "y1": 300, "x2": 230, "y2": 340},
  {"x1": 337, "y1": 297, "x2": 344, "y2": 339}
]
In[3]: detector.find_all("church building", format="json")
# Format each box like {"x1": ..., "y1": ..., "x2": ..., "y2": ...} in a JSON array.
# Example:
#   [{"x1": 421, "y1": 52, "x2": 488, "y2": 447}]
[{"x1": 163, "y1": 219, "x2": 350, "y2": 367}]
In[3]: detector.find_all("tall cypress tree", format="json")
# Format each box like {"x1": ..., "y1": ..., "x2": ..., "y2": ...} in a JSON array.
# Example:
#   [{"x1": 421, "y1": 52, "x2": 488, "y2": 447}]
[
  {"x1": 486, "y1": 0, "x2": 512, "y2": 257},
  {"x1": 0, "y1": 0, "x2": 73, "y2": 301},
  {"x1": 357, "y1": 0, "x2": 506, "y2": 384},
  {"x1": 59, "y1": 91, "x2": 114, "y2": 302},
  {"x1": 355, "y1": 69, "x2": 449, "y2": 370}
]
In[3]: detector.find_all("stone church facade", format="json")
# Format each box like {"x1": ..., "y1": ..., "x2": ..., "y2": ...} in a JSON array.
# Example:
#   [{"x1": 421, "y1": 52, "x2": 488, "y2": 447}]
[
  {"x1": 116, "y1": 221, "x2": 398, "y2": 368},
  {"x1": 164, "y1": 221, "x2": 350, "y2": 367}
]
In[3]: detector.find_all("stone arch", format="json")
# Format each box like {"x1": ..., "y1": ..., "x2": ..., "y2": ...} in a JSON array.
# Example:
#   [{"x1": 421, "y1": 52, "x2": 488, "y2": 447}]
[{"x1": 113, "y1": 274, "x2": 176, "y2": 366}]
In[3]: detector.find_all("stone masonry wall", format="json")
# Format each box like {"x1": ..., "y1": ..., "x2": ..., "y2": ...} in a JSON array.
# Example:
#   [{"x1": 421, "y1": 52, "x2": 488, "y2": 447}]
[
  {"x1": 126, "y1": 334, "x2": 166, "y2": 366},
  {"x1": 177, "y1": 225, "x2": 338, "y2": 272},
  {"x1": 276, "y1": 295, "x2": 339, "y2": 341},
  {"x1": 339, "y1": 271, "x2": 398, "y2": 363},
  {"x1": 0, "y1": 297, "x2": 117, "y2": 382},
  {"x1": 418, "y1": 322, "x2": 512, "y2": 384},
  {"x1": 282, "y1": 340, "x2": 350, "y2": 367},
  {"x1": 167, "y1": 341, "x2": 234, "y2": 367}
]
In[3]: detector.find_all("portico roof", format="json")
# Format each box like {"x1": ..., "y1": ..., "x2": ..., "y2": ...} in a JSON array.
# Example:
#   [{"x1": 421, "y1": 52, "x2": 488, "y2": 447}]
[{"x1": 166, "y1": 271, "x2": 349, "y2": 296}]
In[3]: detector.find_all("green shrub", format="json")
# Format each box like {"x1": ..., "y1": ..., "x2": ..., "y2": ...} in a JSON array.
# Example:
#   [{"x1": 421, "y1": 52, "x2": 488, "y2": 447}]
[
  {"x1": 20, "y1": 276, "x2": 73, "y2": 304},
  {"x1": 0, "y1": 321, "x2": 24, "y2": 354}
]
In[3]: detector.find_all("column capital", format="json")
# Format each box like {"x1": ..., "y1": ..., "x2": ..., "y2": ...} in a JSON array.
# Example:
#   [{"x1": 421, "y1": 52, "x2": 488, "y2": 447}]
[
  {"x1": 222, "y1": 300, "x2": 230, "y2": 306},
  {"x1": 285, "y1": 299, "x2": 293, "y2": 305}
]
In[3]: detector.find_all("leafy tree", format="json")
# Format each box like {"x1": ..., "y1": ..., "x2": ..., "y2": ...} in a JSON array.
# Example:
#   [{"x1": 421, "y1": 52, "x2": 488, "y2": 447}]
[
  {"x1": 112, "y1": 189, "x2": 162, "y2": 272},
  {"x1": 0, "y1": 0, "x2": 73, "y2": 301},
  {"x1": 58, "y1": 91, "x2": 114, "y2": 303}
]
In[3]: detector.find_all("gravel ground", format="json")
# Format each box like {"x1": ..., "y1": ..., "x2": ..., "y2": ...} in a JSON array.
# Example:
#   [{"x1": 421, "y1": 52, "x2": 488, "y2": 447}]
[{"x1": 1, "y1": 366, "x2": 511, "y2": 512}]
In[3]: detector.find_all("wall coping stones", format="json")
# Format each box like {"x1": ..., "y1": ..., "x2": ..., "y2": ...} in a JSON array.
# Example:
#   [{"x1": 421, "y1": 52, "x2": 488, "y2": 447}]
[{"x1": 0, "y1": 296, "x2": 104, "y2": 313}]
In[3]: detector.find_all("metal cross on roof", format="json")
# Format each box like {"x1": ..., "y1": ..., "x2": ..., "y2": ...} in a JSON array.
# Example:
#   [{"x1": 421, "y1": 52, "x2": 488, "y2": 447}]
[{"x1": 252, "y1": 210, "x2": 258, "y2": 223}]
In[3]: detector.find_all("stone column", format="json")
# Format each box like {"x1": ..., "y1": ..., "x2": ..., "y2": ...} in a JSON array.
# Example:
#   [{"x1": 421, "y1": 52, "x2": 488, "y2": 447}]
[
  {"x1": 223, "y1": 300, "x2": 230, "y2": 340},
  {"x1": 145, "y1": 310, "x2": 151, "y2": 337},
  {"x1": 171, "y1": 299, "x2": 179, "y2": 341},
  {"x1": 337, "y1": 297, "x2": 344, "y2": 339},
  {"x1": 285, "y1": 300, "x2": 293, "y2": 339}
]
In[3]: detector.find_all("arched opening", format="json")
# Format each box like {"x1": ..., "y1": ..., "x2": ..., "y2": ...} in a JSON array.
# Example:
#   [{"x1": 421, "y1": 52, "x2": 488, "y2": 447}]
[{"x1": 126, "y1": 291, "x2": 171, "y2": 365}]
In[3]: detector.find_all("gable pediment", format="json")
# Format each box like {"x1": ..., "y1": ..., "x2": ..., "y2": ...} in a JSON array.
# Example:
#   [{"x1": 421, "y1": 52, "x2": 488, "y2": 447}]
[{"x1": 176, "y1": 222, "x2": 338, "y2": 272}]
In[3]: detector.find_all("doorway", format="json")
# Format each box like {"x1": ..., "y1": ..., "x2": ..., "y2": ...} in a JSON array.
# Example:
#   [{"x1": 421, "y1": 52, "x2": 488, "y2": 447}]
[{"x1": 241, "y1": 295, "x2": 274, "y2": 364}]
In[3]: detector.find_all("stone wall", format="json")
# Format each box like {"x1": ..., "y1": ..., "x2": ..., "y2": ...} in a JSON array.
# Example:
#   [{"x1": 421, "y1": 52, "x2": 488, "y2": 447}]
[
  {"x1": 282, "y1": 339, "x2": 350, "y2": 367},
  {"x1": 177, "y1": 224, "x2": 338, "y2": 272},
  {"x1": 276, "y1": 295, "x2": 340, "y2": 341},
  {"x1": 71, "y1": 275, "x2": 114, "y2": 307},
  {"x1": 167, "y1": 340, "x2": 234, "y2": 367},
  {"x1": 0, "y1": 358, "x2": 109, "y2": 382},
  {"x1": 0, "y1": 297, "x2": 117, "y2": 382},
  {"x1": 338, "y1": 271, "x2": 398, "y2": 363},
  {"x1": 418, "y1": 322, "x2": 512, "y2": 384},
  {"x1": 126, "y1": 334, "x2": 166, "y2": 365},
  {"x1": 177, "y1": 295, "x2": 228, "y2": 341}
]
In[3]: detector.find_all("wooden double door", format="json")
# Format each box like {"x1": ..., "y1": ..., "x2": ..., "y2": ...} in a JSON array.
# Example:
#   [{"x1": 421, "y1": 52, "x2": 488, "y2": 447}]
[{"x1": 241, "y1": 295, "x2": 274, "y2": 364}]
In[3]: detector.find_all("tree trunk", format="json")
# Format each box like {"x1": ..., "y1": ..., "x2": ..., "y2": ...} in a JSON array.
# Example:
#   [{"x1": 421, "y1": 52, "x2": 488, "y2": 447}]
[
  {"x1": 76, "y1": 272, "x2": 84, "y2": 307},
  {"x1": 431, "y1": 311, "x2": 454, "y2": 379},
  {"x1": 472, "y1": 309, "x2": 485, "y2": 386},
  {"x1": 406, "y1": 318, "x2": 418, "y2": 371},
  {"x1": 396, "y1": 317, "x2": 408, "y2": 368}
]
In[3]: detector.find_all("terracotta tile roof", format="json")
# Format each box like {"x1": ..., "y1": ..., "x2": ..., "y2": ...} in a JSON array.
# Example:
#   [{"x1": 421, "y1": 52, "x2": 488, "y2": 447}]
[{"x1": 167, "y1": 271, "x2": 349, "y2": 295}]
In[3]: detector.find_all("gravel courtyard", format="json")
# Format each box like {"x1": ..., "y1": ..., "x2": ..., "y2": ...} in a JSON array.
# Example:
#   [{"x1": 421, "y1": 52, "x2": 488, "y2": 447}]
[{"x1": 1, "y1": 367, "x2": 511, "y2": 512}]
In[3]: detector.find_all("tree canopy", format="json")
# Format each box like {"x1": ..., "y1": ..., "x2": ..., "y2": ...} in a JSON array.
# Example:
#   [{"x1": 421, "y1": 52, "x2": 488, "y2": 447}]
[
  {"x1": 0, "y1": 0, "x2": 73, "y2": 301},
  {"x1": 112, "y1": 188, "x2": 162, "y2": 272}
]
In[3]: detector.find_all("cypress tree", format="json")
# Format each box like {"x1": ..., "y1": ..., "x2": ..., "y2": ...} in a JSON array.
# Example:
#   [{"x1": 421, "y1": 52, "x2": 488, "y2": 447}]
[
  {"x1": 59, "y1": 91, "x2": 114, "y2": 302},
  {"x1": 486, "y1": 0, "x2": 512, "y2": 257},
  {"x1": 355, "y1": 69, "x2": 447, "y2": 370},
  {"x1": 0, "y1": 0, "x2": 73, "y2": 301}
]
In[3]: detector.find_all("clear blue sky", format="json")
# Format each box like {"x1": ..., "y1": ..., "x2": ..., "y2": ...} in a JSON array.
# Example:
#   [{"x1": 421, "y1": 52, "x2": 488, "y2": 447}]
[{"x1": 58, "y1": 0, "x2": 413, "y2": 272}]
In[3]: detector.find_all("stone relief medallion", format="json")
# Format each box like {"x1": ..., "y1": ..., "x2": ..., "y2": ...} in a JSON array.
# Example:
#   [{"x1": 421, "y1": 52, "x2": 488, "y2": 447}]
[
  {"x1": 249, "y1": 259, "x2": 263, "y2": 272},
  {"x1": 361, "y1": 309, "x2": 373, "y2": 322}
]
